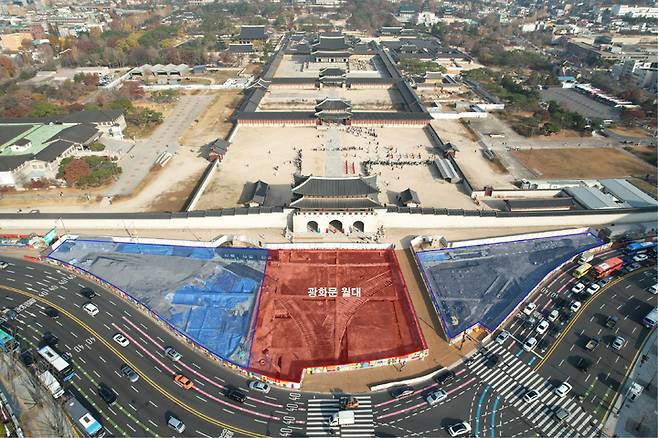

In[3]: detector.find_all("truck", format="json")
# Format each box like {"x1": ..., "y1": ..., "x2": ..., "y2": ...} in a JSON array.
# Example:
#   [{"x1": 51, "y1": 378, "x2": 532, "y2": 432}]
[
  {"x1": 38, "y1": 370, "x2": 65, "y2": 399},
  {"x1": 328, "y1": 410, "x2": 355, "y2": 428}
]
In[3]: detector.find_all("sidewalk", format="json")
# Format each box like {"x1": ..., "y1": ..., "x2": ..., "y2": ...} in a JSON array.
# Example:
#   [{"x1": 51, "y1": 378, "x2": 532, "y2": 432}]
[
  {"x1": 0, "y1": 352, "x2": 73, "y2": 438},
  {"x1": 604, "y1": 329, "x2": 657, "y2": 438}
]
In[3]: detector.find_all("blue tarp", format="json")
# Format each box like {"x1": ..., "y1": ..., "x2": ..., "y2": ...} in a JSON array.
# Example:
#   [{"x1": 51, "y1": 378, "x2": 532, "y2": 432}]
[{"x1": 49, "y1": 239, "x2": 267, "y2": 366}]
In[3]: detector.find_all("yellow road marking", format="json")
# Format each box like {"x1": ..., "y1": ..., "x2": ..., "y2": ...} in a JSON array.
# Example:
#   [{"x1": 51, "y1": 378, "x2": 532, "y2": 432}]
[
  {"x1": 0, "y1": 285, "x2": 266, "y2": 438},
  {"x1": 534, "y1": 268, "x2": 649, "y2": 371}
]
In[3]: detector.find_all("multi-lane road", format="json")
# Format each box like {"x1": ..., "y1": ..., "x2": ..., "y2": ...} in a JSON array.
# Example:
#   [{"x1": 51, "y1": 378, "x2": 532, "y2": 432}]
[{"x1": 0, "y1": 244, "x2": 655, "y2": 437}]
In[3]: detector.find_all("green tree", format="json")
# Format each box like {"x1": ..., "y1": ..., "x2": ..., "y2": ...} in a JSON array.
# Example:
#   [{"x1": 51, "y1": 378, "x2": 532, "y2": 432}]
[{"x1": 29, "y1": 101, "x2": 64, "y2": 117}]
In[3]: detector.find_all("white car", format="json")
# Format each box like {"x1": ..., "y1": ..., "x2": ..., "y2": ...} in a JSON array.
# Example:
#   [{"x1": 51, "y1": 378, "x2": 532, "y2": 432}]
[
  {"x1": 523, "y1": 302, "x2": 537, "y2": 316},
  {"x1": 523, "y1": 337, "x2": 537, "y2": 352},
  {"x1": 554, "y1": 382, "x2": 572, "y2": 398},
  {"x1": 611, "y1": 336, "x2": 626, "y2": 350},
  {"x1": 113, "y1": 333, "x2": 129, "y2": 347},
  {"x1": 248, "y1": 380, "x2": 271, "y2": 394},
  {"x1": 82, "y1": 302, "x2": 99, "y2": 316},
  {"x1": 649, "y1": 283, "x2": 658, "y2": 295},
  {"x1": 447, "y1": 422, "x2": 471, "y2": 437},
  {"x1": 164, "y1": 346, "x2": 182, "y2": 361},
  {"x1": 426, "y1": 389, "x2": 448, "y2": 406},
  {"x1": 495, "y1": 330, "x2": 510, "y2": 344},
  {"x1": 570, "y1": 301, "x2": 582, "y2": 313},
  {"x1": 585, "y1": 283, "x2": 601, "y2": 296},
  {"x1": 571, "y1": 283, "x2": 585, "y2": 294},
  {"x1": 0, "y1": 261, "x2": 8, "y2": 269},
  {"x1": 633, "y1": 253, "x2": 649, "y2": 262},
  {"x1": 548, "y1": 309, "x2": 559, "y2": 322},
  {"x1": 535, "y1": 320, "x2": 549, "y2": 335}
]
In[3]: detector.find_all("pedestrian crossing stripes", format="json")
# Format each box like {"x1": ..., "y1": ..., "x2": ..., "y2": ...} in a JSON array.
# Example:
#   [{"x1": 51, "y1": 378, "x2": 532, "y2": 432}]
[
  {"x1": 305, "y1": 396, "x2": 374, "y2": 437},
  {"x1": 467, "y1": 342, "x2": 601, "y2": 437}
]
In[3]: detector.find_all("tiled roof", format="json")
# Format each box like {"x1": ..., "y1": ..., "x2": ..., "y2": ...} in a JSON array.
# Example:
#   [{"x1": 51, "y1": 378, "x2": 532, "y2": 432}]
[{"x1": 292, "y1": 175, "x2": 379, "y2": 196}]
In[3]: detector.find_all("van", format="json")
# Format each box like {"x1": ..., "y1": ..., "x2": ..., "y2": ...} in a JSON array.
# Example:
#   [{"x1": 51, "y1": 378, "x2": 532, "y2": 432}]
[
  {"x1": 328, "y1": 411, "x2": 355, "y2": 428},
  {"x1": 167, "y1": 415, "x2": 186, "y2": 433}
]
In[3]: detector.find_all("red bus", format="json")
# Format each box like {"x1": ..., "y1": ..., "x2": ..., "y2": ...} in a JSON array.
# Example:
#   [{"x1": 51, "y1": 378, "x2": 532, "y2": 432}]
[{"x1": 591, "y1": 257, "x2": 624, "y2": 279}]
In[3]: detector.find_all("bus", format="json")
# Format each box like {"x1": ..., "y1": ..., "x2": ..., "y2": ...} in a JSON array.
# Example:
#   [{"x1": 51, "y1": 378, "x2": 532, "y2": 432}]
[
  {"x1": 591, "y1": 257, "x2": 624, "y2": 280},
  {"x1": 572, "y1": 263, "x2": 592, "y2": 279},
  {"x1": 63, "y1": 395, "x2": 106, "y2": 437},
  {"x1": 625, "y1": 241, "x2": 656, "y2": 254},
  {"x1": 0, "y1": 327, "x2": 19, "y2": 353},
  {"x1": 37, "y1": 345, "x2": 76, "y2": 382},
  {"x1": 642, "y1": 307, "x2": 658, "y2": 329}
]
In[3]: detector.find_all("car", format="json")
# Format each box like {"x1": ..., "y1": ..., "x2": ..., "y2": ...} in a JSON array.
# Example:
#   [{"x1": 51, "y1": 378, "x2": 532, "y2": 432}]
[
  {"x1": 20, "y1": 350, "x2": 35, "y2": 368},
  {"x1": 44, "y1": 306, "x2": 59, "y2": 318},
  {"x1": 553, "y1": 406, "x2": 570, "y2": 421},
  {"x1": 611, "y1": 336, "x2": 626, "y2": 350},
  {"x1": 495, "y1": 330, "x2": 510, "y2": 344},
  {"x1": 447, "y1": 421, "x2": 472, "y2": 437},
  {"x1": 485, "y1": 354, "x2": 499, "y2": 368},
  {"x1": 41, "y1": 332, "x2": 58, "y2": 348},
  {"x1": 523, "y1": 302, "x2": 537, "y2": 316},
  {"x1": 633, "y1": 253, "x2": 649, "y2": 262},
  {"x1": 164, "y1": 346, "x2": 182, "y2": 361},
  {"x1": 167, "y1": 415, "x2": 186, "y2": 433},
  {"x1": 82, "y1": 302, "x2": 98, "y2": 316},
  {"x1": 522, "y1": 388, "x2": 540, "y2": 403},
  {"x1": 120, "y1": 364, "x2": 139, "y2": 383},
  {"x1": 648, "y1": 283, "x2": 658, "y2": 295},
  {"x1": 554, "y1": 382, "x2": 572, "y2": 398},
  {"x1": 224, "y1": 388, "x2": 247, "y2": 403},
  {"x1": 174, "y1": 374, "x2": 193, "y2": 390},
  {"x1": 98, "y1": 383, "x2": 117, "y2": 405},
  {"x1": 585, "y1": 283, "x2": 601, "y2": 296},
  {"x1": 339, "y1": 396, "x2": 359, "y2": 410},
  {"x1": 113, "y1": 333, "x2": 129, "y2": 347},
  {"x1": 571, "y1": 283, "x2": 586, "y2": 294},
  {"x1": 605, "y1": 315, "x2": 618, "y2": 328},
  {"x1": 391, "y1": 386, "x2": 414, "y2": 399},
  {"x1": 570, "y1": 301, "x2": 582, "y2": 313},
  {"x1": 0, "y1": 261, "x2": 8, "y2": 269},
  {"x1": 434, "y1": 370, "x2": 455, "y2": 385},
  {"x1": 535, "y1": 320, "x2": 550, "y2": 335},
  {"x1": 2, "y1": 308, "x2": 17, "y2": 320},
  {"x1": 548, "y1": 309, "x2": 559, "y2": 322},
  {"x1": 249, "y1": 380, "x2": 271, "y2": 394},
  {"x1": 426, "y1": 389, "x2": 448, "y2": 406},
  {"x1": 79, "y1": 287, "x2": 96, "y2": 299},
  {"x1": 523, "y1": 337, "x2": 537, "y2": 352},
  {"x1": 627, "y1": 262, "x2": 641, "y2": 273},
  {"x1": 576, "y1": 357, "x2": 592, "y2": 372},
  {"x1": 600, "y1": 276, "x2": 614, "y2": 286},
  {"x1": 523, "y1": 315, "x2": 538, "y2": 329}
]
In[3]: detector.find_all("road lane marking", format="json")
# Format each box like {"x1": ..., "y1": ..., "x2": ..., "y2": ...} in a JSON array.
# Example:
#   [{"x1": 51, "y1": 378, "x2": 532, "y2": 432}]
[{"x1": 1, "y1": 283, "x2": 267, "y2": 438}]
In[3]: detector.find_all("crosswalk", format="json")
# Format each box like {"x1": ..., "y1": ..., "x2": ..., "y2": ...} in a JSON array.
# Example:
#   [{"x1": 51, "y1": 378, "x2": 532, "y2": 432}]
[
  {"x1": 306, "y1": 396, "x2": 374, "y2": 437},
  {"x1": 468, "y1": 342, "x2": 601, "y2": 437}
]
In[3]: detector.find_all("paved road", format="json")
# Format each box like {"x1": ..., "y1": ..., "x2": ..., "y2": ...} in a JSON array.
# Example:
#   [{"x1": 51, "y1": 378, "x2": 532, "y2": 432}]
[
  {"x1": 108, "y1": 95, "x2": 214, "y2": 197},
  {"x1": 0, "y1": 244, "x2": 654, "y2": 438}
]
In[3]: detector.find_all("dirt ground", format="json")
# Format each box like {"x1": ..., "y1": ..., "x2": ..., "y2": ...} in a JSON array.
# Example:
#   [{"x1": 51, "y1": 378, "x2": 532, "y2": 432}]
[
  {"x1": 301, "y1": 248, "x2": 478, "y2": 392},
  {"x1": 430, "y1": 120, "x2": 515, "y2": 189},
  {"x1": 624, "y1": 145, "x2": 657, "y2": 167},
  {"x1": 260, "y1": 88, "x2": 402, "y2": 111},
  {"x1": 195, "y1": 126, "x2": 481, "y2": 210},
  {"x1": 512, "y1": 147, "x2": 656, "y2": 179},
  {"x1": 609, "y1": 126, "x2": 650, "y2": 138},
  {"x1": 179, "y1": 91, "x2": 242, "y2": 146}
]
